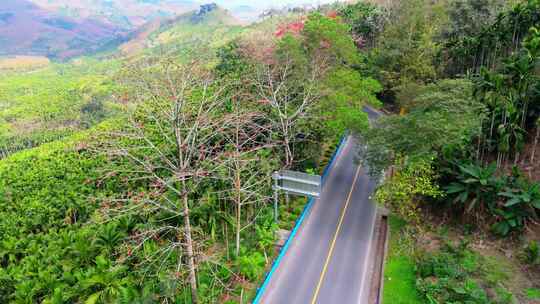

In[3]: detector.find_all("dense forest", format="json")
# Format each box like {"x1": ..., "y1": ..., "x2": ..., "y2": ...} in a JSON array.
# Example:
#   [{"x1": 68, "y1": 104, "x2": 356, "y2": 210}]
[{"x1": 0, "y1": 0, "x2": 539, "y2": 303}]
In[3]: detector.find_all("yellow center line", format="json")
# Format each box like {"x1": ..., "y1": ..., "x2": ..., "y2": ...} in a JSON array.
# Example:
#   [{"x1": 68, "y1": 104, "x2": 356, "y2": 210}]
[{"x1": 310, "y1": 165, "x2": 363, "y2": 304}]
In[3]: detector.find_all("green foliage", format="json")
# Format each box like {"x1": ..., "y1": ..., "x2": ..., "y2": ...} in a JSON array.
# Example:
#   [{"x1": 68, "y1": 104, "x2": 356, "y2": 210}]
[
  {"x1": 255, "y1": 220, "x2": 277, "y2": 253},
  {"x1": 439, "y1": 0, "x2": 505, "y2": 75},
  {"x1": 94, "y1": 223, "x2": 126, "y2": 254},
  {"x1": 473, "y1": 27, "x2": 540, "y2": 160},
  {"x1": 338, "y1": 2, "x2": 384, "y2": 48},
  {"x1": 363, "y1": 79, "x2": 485, "y2": 173},
  {"x1": 370, "y1": 0, "x2": 445, "y2": 88},
  {"x1": 321, "y1": 67, "x2": 381, "y2": 134},
  {"x1": 442, "y1": 0, "x2": 540, "y2": 75},
  {"x1": 304, "y1": 13, "x2": 383, "y2": 136},
  {"x1": 384, "y1": 256, "x2": 421, "y2": 304},
  {"x1": 3, "y1": 1, "x2": 538, "y2": 302},
  {"x1": 0, "y1": 130, "x2": 142, "y2": 303},
  {"x1": 376, "y1": 157, "x2": 443, "y2": 222},
  {"x1": 445, "y1": 162, "x2": 503, "y2": 213},
  {"x1": 383, "y1": 215, "x2": 422, "y2": 304},
  {"x1": 0, "y1": 59, "x2": 119, "y2": 158},
  {"x1": 521, "y1": 241, "x2": 539, "y2": 265},
  {"x1": 302, "y1": 12, "x2": 361, "y2": 66},
  {"x1": 444, "y1": 162, "x2": 540, "y2": 235},
  {"x1": 416, "y1": 241, "x2": 519, "y2": 304},
  {"x1": 141, "y1": 8, "x2": 244, "y2": 61},
  {"x1": 215, "y1": 41, "x2": 249, "y2": 78},
  {"x1": 197, "y1": 262, "x2": 234, "y2": 303},
  {"x1": 442, "y1": 0, "x2": 504, "y2": 41},
  {"x1": 386, "y1": 219, "x2": 518, "y2": 304},
  {"x1": 526, "y1": 288, "x2": 540, "y2": 300},
  {"x1": 416, "y1": 241, "x2": 490, "y2": 304},
  {"x1": 237, "y1": 251, "x2": 266, "y2": 281},
  {"x1": 257, "y1": 12, "x2": 381, "y2": 142},
  {"x1": 494, "y1": 176, "x2": 540, "y2": 235}
]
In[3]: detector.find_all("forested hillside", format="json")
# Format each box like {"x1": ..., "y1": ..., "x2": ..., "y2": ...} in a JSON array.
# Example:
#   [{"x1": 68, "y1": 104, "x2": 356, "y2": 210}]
[
  {"x1": 0, "y1": 59, "x2": 120, "y2": 158},
  {"x1": 0, "y1": 5, "x2": 242, "y2": 159},
  {"x1": 0, "y1": 4, "x2": 379, "y2": 303},
  {"x1": 0, "y1": 1, "x2": 539, "y2": 304}
]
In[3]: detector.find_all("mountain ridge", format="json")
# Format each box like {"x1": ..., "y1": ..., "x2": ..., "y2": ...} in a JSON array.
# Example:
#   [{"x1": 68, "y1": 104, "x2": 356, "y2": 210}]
[
  {"x1": 0, "y1": 1, "x2": 240, "y2": 60},
  {"x1": 0, "y1": 0, "x2": 129, "y2": 59},
  {"x1": 118, "y1": 4, "x2": 243, "y2": 57}
]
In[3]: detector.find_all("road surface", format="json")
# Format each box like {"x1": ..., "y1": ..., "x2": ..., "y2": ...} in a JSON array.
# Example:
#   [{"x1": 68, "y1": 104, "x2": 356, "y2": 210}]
[{"x1": 256, "y1": 107, "x2": 381, "y2": 304}]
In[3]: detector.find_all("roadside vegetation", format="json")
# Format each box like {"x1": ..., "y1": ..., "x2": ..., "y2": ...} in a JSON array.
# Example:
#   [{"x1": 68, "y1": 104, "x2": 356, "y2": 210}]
[
  {"x1": 347, "y1": 0, "x2": 540, "y2": 303},
  {"x1": 383, "y1": 216, "x2": 422, "y2": 304}
]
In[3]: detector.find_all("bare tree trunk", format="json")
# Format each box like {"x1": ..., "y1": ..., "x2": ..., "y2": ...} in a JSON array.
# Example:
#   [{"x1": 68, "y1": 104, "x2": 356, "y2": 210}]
[
  {"x1": 235, "y1": 201, "x2": 241, "y2": 257},
  {"x1": 235, "y1": 168, "x2": 241, "y2": 257},
  {"x1": 182, "y1": 194, "x2": 199, "y2": 304},
  {"x1": 224, "y1": 220, "x2": 229, "y2": 261},
  {"x1": 489, "y1": 111, "x2": 495, "y2": 149},
  {"x1": 531, "y1": 126, "x2": 540, "y2": 163},
  {"x1": 283, "y1": 135, "x2": 292, "y2": 168},
  {"x1": 476, "y1": 123, "x2": 482, "y2": 162}
]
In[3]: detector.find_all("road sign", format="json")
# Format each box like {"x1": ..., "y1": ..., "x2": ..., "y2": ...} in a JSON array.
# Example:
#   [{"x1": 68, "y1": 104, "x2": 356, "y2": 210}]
[
  {"x1": 273, "y1": 170, "x2": 321, "y2": 197},
  {"x1": 272, "y1": 170, "x2": 322, "y2": 222}
]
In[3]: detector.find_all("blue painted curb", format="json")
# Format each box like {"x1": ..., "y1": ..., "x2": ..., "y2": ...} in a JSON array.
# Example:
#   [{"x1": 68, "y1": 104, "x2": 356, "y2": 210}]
[
  {"x1": 321, "y1": 133, "x2": 348, "y2": 183},
  {"x1": 252, "y1": 134, "x2": 349, "y2": 303}
]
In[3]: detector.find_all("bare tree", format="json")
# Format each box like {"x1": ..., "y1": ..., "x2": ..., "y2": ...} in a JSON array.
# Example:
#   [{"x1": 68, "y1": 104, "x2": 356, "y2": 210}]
[
  {"x1": 252, "y1": 52, "x2": 325, "y2": 168},
  {"x1": 100, "y1": 58, "x2": 230, "y2": 304},
  {"x1": 220, "y1": 97, "x2": 275, "y2": 257}
]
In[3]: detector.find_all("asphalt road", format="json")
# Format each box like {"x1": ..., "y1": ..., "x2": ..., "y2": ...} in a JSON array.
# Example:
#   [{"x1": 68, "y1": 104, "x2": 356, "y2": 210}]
[{"x1": 257, "y1": 107, "x2": 381, "y2": 304}]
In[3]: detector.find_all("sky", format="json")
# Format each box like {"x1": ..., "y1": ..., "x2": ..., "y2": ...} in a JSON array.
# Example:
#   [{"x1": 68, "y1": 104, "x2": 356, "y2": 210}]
[
  {"x1": 212, "y1": 0, "x2": 342, "y2": 10},
  {"x1": 209, "y1": 0, "x2": 345, "y2": 20}
]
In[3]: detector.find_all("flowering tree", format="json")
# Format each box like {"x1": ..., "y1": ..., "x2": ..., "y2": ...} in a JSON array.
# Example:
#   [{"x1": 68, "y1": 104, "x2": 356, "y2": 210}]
[{"x1": 100, "y1": 58, "x2": 231, "y2": 304}]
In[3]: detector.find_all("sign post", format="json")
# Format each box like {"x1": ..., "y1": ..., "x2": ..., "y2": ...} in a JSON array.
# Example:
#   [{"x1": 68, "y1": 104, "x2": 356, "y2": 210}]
[{"x1": 272, "y1": 170, "x2": 321, "y2": 222}]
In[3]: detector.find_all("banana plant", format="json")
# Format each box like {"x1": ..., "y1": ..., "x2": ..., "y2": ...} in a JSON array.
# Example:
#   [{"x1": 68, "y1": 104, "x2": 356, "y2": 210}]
[
  {"x1": 492, "y1": 177, "x2": 540, "y2": 235},
  {"x1": 499, "y1": 180, "x2": 540, "y2": 209},
  {"x1": 492, "y1": 208, "x2": 530, "y2": 236},
  {"x1": 445, "y1": 162, "x2": 503, "y2": 213}
]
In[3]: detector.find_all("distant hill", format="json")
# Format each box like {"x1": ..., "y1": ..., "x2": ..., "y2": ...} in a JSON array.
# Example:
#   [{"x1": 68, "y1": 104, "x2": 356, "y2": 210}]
[
  {"x1": 0, "y1": 0, "x2": 129, "y2": 60},
  {"x1": 119, "y1": 3, "x2": 244, "y2": 57},
  {"x1": 27, "y1": 0, "x2": 198, "y2": 29},
  {"x1": 0, "y1": 1, "x2": 253, "y2": 60}
]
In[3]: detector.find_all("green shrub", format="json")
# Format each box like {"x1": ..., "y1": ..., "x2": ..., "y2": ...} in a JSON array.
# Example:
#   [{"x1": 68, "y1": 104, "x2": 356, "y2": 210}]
[
  {"x1": 445, "y1": 162, "x2": 540, "y2": 236},
  {"x1": 375, "y1": 157, "x2": 443, "y2": 222},
  {"x1": 237, "y1": 251, "x2": 266, "y2": 281},
  {"x1": 522, "y1": 241, "x2": 539, "y2": 265},
  {"x1": 416, "y1": 241, "x2": 490, "y2": 304},
  {"x1": 526, "y1": 288, "x2": 540, "y2": 300}
]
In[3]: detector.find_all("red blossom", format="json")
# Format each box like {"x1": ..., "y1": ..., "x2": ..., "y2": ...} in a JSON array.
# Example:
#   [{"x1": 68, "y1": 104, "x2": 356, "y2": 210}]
[
  {"x1": 274, "y1": 20, "x2": 305, "y2": 38},
  {"x1": 326, "y1": 11, "x2": 338, "y2": 18}
]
